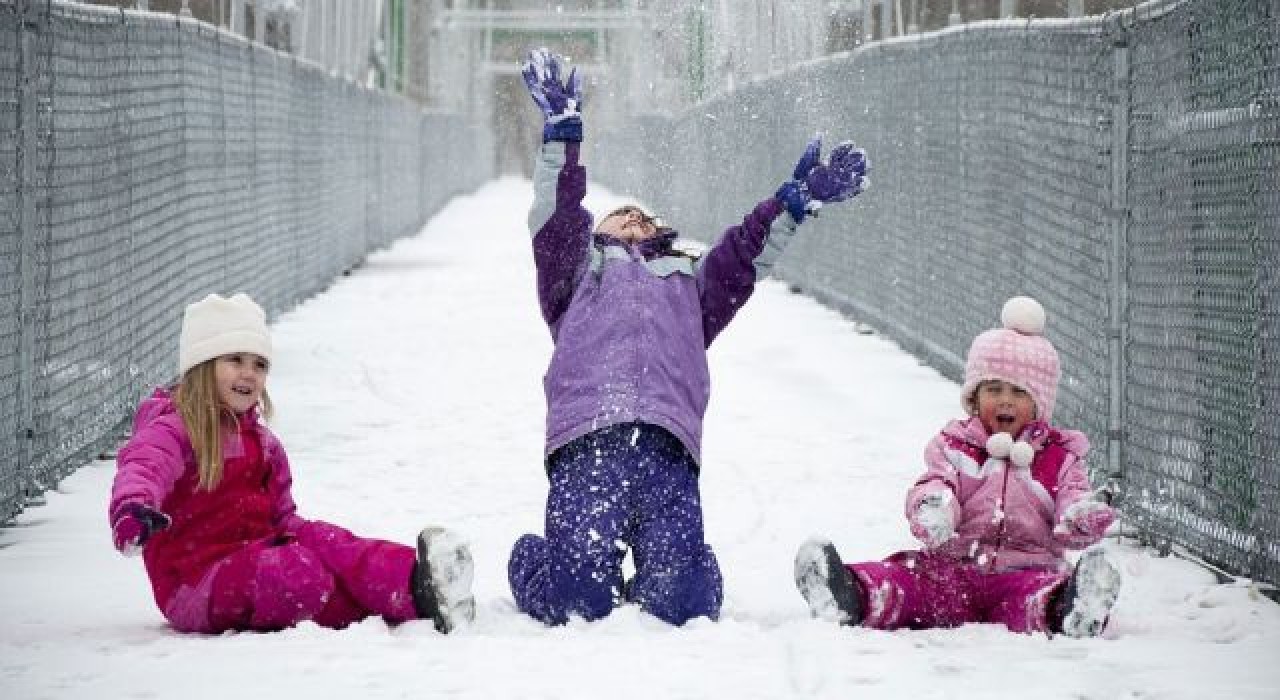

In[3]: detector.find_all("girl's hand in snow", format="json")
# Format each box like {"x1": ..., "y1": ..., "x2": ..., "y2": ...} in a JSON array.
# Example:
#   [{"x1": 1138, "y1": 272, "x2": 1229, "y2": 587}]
[
  {"x1": 910, "y1": 490, "x2": 956, "y2": 548},
  {"x1": 111, "y1": 502, "x2": 171, "y2": 556},
  {"x1": 1053, "y1": 499, "x2": 1115, "y2": 549}
]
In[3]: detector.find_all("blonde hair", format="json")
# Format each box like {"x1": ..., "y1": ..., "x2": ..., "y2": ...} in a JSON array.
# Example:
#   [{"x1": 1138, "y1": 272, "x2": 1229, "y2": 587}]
[{"x1": 174, "y1": 359, "x2": 273, "y2": 490}]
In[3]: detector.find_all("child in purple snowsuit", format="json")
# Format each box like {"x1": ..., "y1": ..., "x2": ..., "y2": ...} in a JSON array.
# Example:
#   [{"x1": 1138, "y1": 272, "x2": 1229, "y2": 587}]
[
  {"x1": 508, "y1": 48, "x2": 869, "y2": 626},
  {"x1": 109, "y1": 293, "x2": 475, "y2": 634},
  {"x1": 795, "y1": 297, "x2": 1123, "y2": 637}
]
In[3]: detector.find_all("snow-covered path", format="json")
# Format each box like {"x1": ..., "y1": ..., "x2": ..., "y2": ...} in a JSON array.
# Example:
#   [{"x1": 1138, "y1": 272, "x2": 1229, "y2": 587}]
[{"x1": 2, "y1": 179, "x2": 1277, "y2": 699}]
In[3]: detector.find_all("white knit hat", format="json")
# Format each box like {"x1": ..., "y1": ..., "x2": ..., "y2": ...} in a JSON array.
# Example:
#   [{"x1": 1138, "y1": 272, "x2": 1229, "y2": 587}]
[{"x1": 179, "y1": 293, "x2": 272, "y2": 375}]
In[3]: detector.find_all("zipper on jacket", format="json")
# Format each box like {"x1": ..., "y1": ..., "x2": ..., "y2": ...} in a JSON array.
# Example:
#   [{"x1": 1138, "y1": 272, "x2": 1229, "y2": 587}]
[{"x1": 987, "y1": 459, "x2": 1013, "y2": 574}]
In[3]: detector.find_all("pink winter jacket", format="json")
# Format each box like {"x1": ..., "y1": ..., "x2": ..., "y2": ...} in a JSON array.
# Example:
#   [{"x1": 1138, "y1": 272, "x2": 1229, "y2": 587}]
[
  {"x1": 109, "y1": 388, "x2": 307, "y2": 625},
  {"x1": 905, "y1": 415, "x2": 1100, "y2": 573}
]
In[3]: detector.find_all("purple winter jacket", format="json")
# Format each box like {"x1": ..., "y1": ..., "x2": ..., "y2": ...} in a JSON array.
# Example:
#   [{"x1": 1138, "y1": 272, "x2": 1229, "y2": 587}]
[
  {"x1": 906, "y1": 415, "x2": 1101, "y2": 573},
  {"x1": 529, "y1": 141, "x2": 798, "y2": 465}
]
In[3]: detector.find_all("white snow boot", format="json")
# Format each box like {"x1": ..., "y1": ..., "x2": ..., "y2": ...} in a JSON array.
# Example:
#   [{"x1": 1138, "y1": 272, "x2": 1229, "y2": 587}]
[
  {"x1": 1055, "y1": 546, "x2": 1122, "y2": 638},
  {"x1": 794, "y1": 537, "x2": 863, "y2": 626},
  {"x1": 412, "y1": 526, "x2": 476, "y2": 633}
]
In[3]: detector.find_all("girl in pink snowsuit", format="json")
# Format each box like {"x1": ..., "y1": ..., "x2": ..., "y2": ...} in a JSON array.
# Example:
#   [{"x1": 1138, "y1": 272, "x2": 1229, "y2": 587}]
[
  {"x1": 795, "y1": 297, "x2": 1122, "y2": 638},
  {"x1": 109, "y1": 293, "x2": 475, "y2": 634}
]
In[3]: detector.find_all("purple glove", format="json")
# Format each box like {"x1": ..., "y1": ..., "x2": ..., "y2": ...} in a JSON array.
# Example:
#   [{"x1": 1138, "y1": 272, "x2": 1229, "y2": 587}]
[
  {"x1": 111, "y1": 502, "x2": 171, "y2": 556},
  {"x1": 909, "y1": 490, "x2": 956, "y2": 548},
  {"x1": 521, "y1": 48, "x2": 584, "y2": 143},
  {"x1": 775, "y1": 137, "x2": 869, "y2": 223},
  {"x1": 1053, "y1": 499, "x2": 1115, "y2": 549}
]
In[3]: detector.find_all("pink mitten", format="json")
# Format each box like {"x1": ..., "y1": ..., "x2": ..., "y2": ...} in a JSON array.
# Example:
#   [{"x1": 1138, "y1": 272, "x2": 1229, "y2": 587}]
[
  {"x1": 909, "y1": 491, "x2": 956, "y2": 548},
  {"x1": 1053, "y1": 500, "x2": 1115, "y2": 549}
]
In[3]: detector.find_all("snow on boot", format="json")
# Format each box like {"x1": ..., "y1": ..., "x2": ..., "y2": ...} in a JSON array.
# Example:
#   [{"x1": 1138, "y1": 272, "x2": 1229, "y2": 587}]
[
  {"x1": 1057, "y1": 547, "x2": 1122, "y2": 638},
  {"x1": 412, "y1": 526, "x2": 476, "y2": 633},
  {"x1": 794, "y1": 537, "x2": 862, "y2": 626}
]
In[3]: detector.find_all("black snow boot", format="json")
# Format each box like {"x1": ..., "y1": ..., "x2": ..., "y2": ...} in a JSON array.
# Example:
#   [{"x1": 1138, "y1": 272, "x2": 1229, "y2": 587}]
[
  {"x1": 411, "y1": 526, "x2": 476, "y2": 633},
  {"x1": 794, "y1": 537, "x2": 864, "y2": 626},
  {"x1": 1050, "y1": 546, "x2": 1122, "y2": 638}
]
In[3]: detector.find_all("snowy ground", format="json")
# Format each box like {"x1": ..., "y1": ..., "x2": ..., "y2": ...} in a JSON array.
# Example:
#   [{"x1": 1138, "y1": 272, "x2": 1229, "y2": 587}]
[{"x1": 2, "y1": 178, "x2": 1278, "y2": 700}]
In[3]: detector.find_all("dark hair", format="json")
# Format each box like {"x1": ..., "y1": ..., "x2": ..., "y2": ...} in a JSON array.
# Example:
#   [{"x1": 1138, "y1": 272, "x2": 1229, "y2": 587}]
[{"x1": 604, "y1": 205, "x2": 664, "y2": 227}]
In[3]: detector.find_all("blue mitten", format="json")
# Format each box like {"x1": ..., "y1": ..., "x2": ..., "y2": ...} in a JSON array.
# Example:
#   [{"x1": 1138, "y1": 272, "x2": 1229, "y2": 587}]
[
  {"x1": 775, "y1": 138, "x2": 870, "y2": 223},
  {"x1": 521, "y1": 48, "x2": 584, "y2": 143}
]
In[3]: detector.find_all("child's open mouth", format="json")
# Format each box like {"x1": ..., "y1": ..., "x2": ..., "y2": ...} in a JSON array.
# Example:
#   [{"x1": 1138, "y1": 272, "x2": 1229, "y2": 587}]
[{"x1": 994, "y1": 413, "x2": 1017, "y2": 430}]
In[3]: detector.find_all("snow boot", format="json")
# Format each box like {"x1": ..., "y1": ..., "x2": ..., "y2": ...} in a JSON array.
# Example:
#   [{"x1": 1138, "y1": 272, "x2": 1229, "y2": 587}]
[
  {"x1": 411, "y1": 526, "x2": 476, "y2": 633},
  {"x1": 1053, "y1": 546, "x2": 1122, "y2": 638},
  {"x1": 794, "y1": 537, "x2": 863, "y2": 626}
]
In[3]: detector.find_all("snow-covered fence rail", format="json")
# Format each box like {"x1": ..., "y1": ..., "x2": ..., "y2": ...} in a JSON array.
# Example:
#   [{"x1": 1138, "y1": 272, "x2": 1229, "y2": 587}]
[
  {"x1": 0, "y1": 0, "x2": 492, "y2": 523},
  {"x1": 590, "y1": 0, "x2": 1279, "y2": 592}
]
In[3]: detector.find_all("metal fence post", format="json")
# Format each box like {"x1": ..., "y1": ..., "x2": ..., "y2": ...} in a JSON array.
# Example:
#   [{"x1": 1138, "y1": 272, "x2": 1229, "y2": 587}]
[
  {"x1": 15, "y1": 0, "x2": 46, "y2": 510},
  {"x1": 1246, "y1": 7, "x2": 1280, "y2": 595},
  {"x1": 1106, "y1": 34, "x2": 1131, "y2": 497},
  {"x1": 231, "y1": 0, "x2": 246, "y2": 37}
]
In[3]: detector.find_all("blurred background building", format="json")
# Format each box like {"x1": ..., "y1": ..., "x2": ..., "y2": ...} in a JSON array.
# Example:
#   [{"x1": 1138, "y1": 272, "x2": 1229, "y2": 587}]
[{"x1": 75, "y1": 0, "x2": 1145, "y2": 172}]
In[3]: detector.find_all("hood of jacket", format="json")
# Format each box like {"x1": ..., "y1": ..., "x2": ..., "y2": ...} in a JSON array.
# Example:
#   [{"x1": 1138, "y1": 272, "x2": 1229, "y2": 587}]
[{"x1": 592, "y1": 228, "x2": 682, "y2": 260}]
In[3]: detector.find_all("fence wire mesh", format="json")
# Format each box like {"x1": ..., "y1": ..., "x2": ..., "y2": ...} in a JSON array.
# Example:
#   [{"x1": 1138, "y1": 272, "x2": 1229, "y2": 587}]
[
  {"x1": 1123, "y1": 0, "x2": 1279, "y2": 585},
  {"x1": 0, "y1": 0, "x2": 491, "y2": 522},
  {"x1": 591, "y1": 0, "x2": 1279, "y2": 589}
]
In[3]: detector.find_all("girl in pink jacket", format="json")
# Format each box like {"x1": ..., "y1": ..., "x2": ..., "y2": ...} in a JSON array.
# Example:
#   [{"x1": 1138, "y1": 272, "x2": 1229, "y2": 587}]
[
  {"x1": 109, "y1": 293, "x2": 475, "y2": 634},
  {"x1": 794, "y1": 297, "x2": 1122, "y2": 637}
]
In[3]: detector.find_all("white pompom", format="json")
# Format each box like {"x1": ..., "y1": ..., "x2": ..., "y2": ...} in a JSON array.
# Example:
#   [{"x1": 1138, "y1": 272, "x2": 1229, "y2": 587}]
[
  {"x1": 1000, "y1": 296, "x2": 1046, "y2": 336},
  {"x1": 1009, "y1": 441, "x2": 1035, "y2": 468},
  {"x1": 986, "y1": 432, "x2": 1013, "y2": 458}
]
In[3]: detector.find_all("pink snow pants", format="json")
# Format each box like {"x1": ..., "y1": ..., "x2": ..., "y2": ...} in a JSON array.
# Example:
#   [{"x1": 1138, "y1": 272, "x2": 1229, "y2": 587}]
[
  {"x1": 164, "y1": 521, "x2": 419, "y2": 633},
  {"x1": 848, "y1": 550, "x2": 1067, "y2": 634}
]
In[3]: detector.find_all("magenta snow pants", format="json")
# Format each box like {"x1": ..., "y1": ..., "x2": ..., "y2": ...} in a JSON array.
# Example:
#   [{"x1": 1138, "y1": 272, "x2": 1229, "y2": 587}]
[
  {"x1": 848, "y1": 550, "x2": 1068, "y2": 634},
  {"x1": 163, "y1": 521, "x2": 419, "y2": 633}
]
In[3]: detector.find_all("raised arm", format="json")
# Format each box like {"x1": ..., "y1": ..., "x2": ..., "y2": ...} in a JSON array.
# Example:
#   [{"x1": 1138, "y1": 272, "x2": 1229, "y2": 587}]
[
  {"x1": 523, "y1": 48, "x2": 592, "y2": 327},
  {"x1": 697, "y1": 137, "x2": 869, "y2": 344},
  {"x1": 695, "y1": 197, "x2": 786, "y2": 345}
]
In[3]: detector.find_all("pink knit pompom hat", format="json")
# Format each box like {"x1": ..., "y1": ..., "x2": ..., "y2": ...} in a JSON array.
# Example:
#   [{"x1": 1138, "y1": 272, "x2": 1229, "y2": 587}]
[{"x1": 961, "y1": 296, "x2": 1061, "y2": 423}]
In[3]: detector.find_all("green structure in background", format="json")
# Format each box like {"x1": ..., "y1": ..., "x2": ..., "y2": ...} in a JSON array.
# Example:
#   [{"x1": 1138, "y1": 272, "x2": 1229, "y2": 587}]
[
  {"x1": 685, "y1": 2, "x2": 707, "y2": 103},
  {"x1": 382, "y1": 0, "x2": 407, "y2": 93}
]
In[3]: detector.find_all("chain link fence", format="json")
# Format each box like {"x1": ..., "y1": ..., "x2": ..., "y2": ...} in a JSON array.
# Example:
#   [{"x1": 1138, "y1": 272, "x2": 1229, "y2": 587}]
[
  {"x1": 591, "y1": 0, "x2": 1278, "y2": 590},
  {"x1": 1, "y1": 0, "x2": 492, "y2": 522}
]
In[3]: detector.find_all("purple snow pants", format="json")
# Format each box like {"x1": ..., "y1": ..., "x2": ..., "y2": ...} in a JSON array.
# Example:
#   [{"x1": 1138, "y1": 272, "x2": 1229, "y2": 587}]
[
  {"x1": 508, "y1": 423, "x2": 723, "y2": 626},
  {"x1": 849, "y1": 550, "x2": 1068, "y2": 634},
  {"x1": 164, "y1": 521, "x2": 419, "y2": 633}
]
